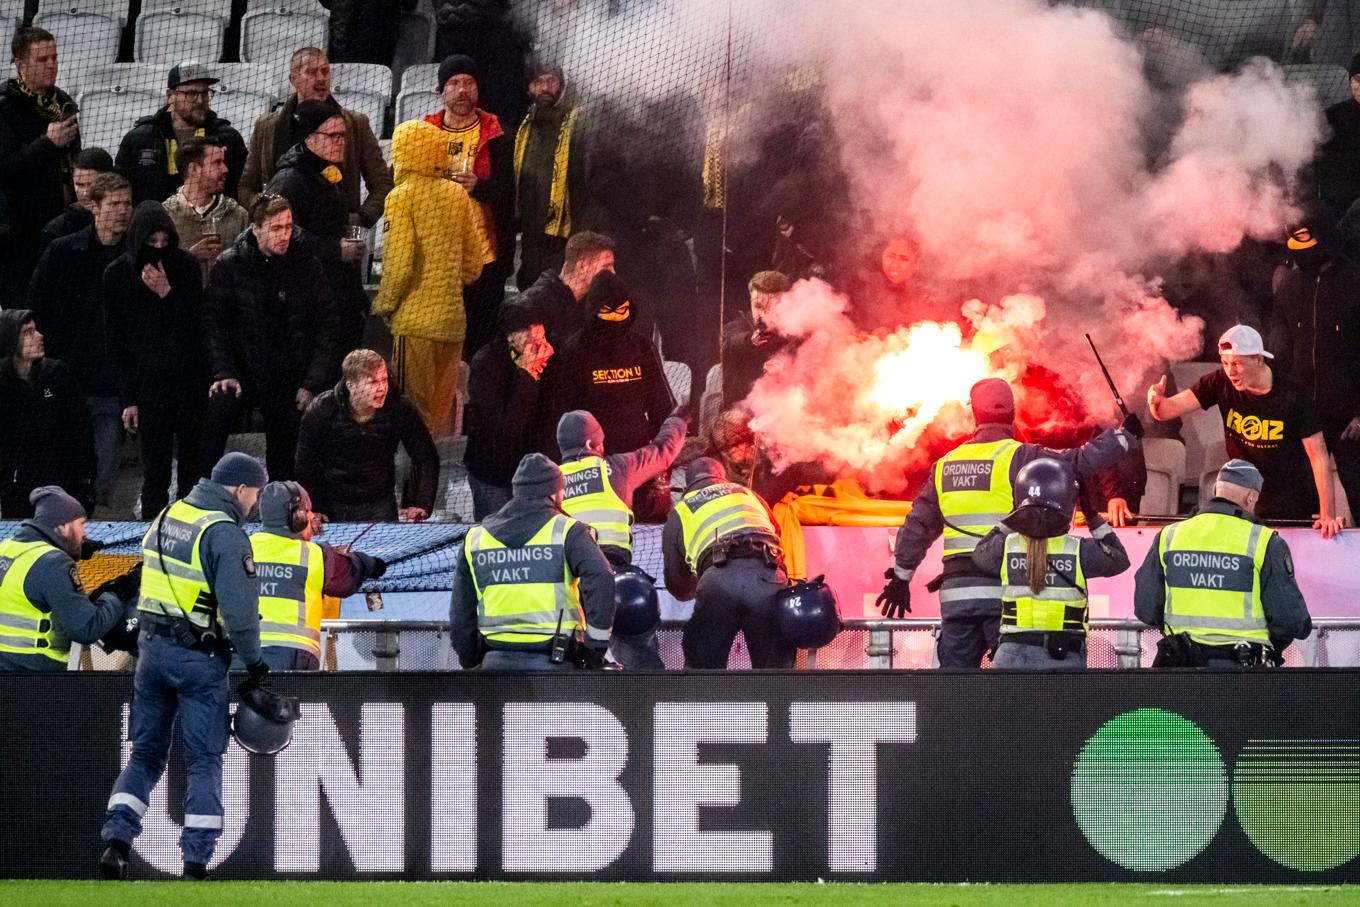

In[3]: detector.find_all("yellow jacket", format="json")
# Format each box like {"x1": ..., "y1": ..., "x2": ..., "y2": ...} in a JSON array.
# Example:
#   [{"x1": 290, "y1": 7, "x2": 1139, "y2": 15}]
[{"x1": 373, "y1": 120, "x2": 493, "y2": 342}]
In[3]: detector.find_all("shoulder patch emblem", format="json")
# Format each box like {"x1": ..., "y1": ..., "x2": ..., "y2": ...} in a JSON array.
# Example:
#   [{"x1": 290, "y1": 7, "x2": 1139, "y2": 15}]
[
  {"x1": 1283, "y1": 551, "x2": 1294, "y2": 576},
  {"x1": 69, "y1": 565, "x2": 85, "y2": 593}
]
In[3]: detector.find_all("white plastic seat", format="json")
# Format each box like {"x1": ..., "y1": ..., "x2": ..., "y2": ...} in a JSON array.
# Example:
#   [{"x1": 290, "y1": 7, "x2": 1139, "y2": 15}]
[
  {"x1": 1282, "y1": 63, "x2": 1351, "y2": 109},
  {"x1": 210, "y1": 62, "x2": 282, "y2": 145},
  {"x1": 239, "y1": 6, "x2": 328, "y2": 63},
  {"x1": 1169, "y1": 361, "x2": 1225, "y2": 486},
  {"x1": 76, "y1": 86, "x2": 163, "y2": 154},
  {"x1": 1139, "y1": 438, "x2": 1186, "y2": 516},
  {"x1": 1196, "y1": 440, "x2": 1230, "y2": 507},
  {"x1": 330, "y1": 62, "x2": 392, "y2": 136},
  {"x1": 34, "y1": 9, "x2": 122, "y2": 65},
  {"x1": 134, "y1": 6, "x2": 227, "y2": 64},
  {"x1": 394, "y1": 88, "x2": 438, "y2": 128}
]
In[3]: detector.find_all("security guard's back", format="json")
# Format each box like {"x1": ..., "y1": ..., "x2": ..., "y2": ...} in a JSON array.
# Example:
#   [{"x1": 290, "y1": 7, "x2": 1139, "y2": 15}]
[
  {"x1": 450, "y1": 453, "x2": 616, "y2": 671},
  {"x1": 663, "y1": 456, "x2": 790, "y2": 669},
  {"x1": 1135, "y1": 459, "x2": 1312, "y2": 667}
]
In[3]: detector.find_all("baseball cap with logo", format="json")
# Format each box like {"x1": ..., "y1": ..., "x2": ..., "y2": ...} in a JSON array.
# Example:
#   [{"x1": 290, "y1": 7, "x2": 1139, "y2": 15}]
[
  {"x1": 1217, "y1": 324, "x2": 1273, "y2": 360},
  {"x1": 168, "y1": 62, "x2": 219, "y2": 90}
]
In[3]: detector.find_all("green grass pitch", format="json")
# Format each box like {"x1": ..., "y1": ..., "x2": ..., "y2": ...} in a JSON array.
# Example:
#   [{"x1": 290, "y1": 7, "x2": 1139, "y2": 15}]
[{"x1": 0, "y1": 882, "x2": 1356, "y2": 907}]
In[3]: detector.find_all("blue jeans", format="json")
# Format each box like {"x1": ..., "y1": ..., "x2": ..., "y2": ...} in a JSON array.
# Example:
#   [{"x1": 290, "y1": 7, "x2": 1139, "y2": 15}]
[
  {"x1": 87, "y1": 395, "x2": 123, "y2": 506},
  {"x1": 102, "y1": 631, "x2": 230, "y2": 865},
  {"x1": 991, "y1": 640, "x2": 1087, "y2": 671},
  {"x1": 480, "y1": 649, "x2": 573, "y2": 671}
]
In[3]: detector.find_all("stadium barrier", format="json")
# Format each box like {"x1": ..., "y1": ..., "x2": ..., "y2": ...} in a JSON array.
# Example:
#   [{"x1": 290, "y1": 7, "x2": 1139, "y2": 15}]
[{"x1": 2, "y1": 670, "x2": 1357, "y2": 882}]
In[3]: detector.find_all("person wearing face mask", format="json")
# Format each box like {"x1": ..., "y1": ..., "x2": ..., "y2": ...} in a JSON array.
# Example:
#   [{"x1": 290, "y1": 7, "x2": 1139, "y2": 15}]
[
  {"x1": 465, "y1": 299, "x2": 554, "y2": 520},
  {"x1": 266, "y1": 100, "x2": 370, "y2": 354},
  {"x1": 295, "y1": 349, "x2": 439, "y2": 523},
  {"x1": 1268, "y1": 224, "x2": 1360, "y2": 519},
  {"x1": 104, "y1": 201, "x2": 207, "y2": 518},
  {"x1": 0, "y1": 485, "x2": 132, "y2": 671},
  {"x1": 540, "y1": 270, "x2": 675, "y2": 520},
  {"x1": 374, "y1": 118, "x2": 492, "y2": 439}
]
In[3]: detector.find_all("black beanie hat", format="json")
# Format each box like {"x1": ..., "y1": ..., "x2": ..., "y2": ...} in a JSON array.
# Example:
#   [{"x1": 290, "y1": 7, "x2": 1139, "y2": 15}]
[
  {"x1": 583, "y1": 270, "x2": 631, "y2": 310},
  {"x1": 438, "y1": 54, "x2": 481, "y2": 91},
  {"x1": 294, "y1": 99, "x2": 341, "y2": 138}
]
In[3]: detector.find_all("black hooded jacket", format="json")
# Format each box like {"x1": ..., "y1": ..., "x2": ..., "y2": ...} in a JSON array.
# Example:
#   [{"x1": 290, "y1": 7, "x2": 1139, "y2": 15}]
[
  {"x1": 295, "y1": 377, "x2": 440, "y2": 519},
  {"x1": 540, "y1": 283, "x2": 674, "y2": 458},
  {"x1": 28, "y1": 224, "x2": 122, "y2": 397},
  {"x1": 115, "y1": 106, "x2": 247, "y2": 204},
  {"x1": 104, "y1": 201, "x2": 207, "y2": 406},
  {"x1": 0, "y1": 310, "x2": 95, "y2": 513},
  {"x1": 266, "y1": 144, "x2": 365, "y2": 305},
  {"x1": 203, "y1": 227, "x2": 342, "y2": 397}
]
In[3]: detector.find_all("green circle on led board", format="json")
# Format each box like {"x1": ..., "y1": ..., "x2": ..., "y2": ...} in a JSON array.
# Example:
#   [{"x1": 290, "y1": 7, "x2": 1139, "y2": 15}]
[
  {"x1": 1071, "y1": 708, "x2": 1228, "y2": 871},
  {"x1": 1233, "y1": 740, "x2": 1360, "y2": 872}
]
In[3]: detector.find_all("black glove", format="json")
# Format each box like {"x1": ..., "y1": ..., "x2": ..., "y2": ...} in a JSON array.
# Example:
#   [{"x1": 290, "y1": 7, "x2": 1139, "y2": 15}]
[
  {"x1": 238, "y1": 660, "x2": 270, "y2": 693},
  {"x1": 875, "y1": 568, "x2": 912, "y2": 619},
  {"x1": 369, "y1": 557, "x2": 387, "y2": 580},
  {"x1": 1120, "y1": 412, "x2": 1145, "y2": 439},
  {"x1": 91, "y1": 564, "x2": 142, "y2": 604},
  {"x1": 79, "y1": 538, "x2": 106, "y2": 561},
  {"x1": 99, "y1": 617, "x2": 140, "y2": 656},
  {"x1": 574, "y1": 638, "x2": 609, "y2": 670}
]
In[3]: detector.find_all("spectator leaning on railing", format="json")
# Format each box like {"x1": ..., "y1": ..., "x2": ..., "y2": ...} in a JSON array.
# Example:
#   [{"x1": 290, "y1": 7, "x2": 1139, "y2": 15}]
[{"x1": 295, "y1": 349, "x2": 439, "y2": 523}]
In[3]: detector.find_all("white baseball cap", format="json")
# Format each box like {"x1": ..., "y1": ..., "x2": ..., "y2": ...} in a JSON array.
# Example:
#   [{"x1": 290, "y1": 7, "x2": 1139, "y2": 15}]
[{"x1": 1218, "y1": 324, "x2": 1273, "y2": 359}]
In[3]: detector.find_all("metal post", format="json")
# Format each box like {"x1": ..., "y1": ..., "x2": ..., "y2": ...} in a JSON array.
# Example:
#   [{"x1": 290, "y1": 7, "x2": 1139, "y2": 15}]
[
  {"x1": 866, "y1": 629, "x2": 895, "y2": 669},
  {"x1": 1114, "y1": 627, "x2": 1142, "y2": 669},
  {"x1": 373, "y1": 630, "x2": 400, "y2": 672}
]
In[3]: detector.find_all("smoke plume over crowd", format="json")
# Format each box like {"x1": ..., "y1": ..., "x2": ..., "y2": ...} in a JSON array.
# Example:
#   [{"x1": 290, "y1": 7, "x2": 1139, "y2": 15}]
[{"x1": 519, "y1": 0, "x2": 1328, "y2": 490}]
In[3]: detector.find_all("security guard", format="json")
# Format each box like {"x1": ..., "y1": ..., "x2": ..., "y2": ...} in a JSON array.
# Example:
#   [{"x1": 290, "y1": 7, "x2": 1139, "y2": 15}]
[
  {"x1": 251, "y1": 481, "x2": 387, "y2": 671},
  {"x1": 449, "y1": 453, "x2": 615, "y2": 671},
  {"x1": 878, "y1": 378, "x2": 1140, "y2": 668},
  {"x1": 556, "y1": 407, "x2": 687, "y2": 668},
  {"x1": 971, "y1": 459, "x2": 1130, "y2": 669},
  {"x1": 0, "y1": 486, "x2": 134, "y2": 671},
  {"x1": 1134, "y1": 459, "x2": 1312, "y2": 667},
  {"x1": 100, "y1": 452, "x2": 270, "y2": 881},
  {"x1": 662, "y1": 456, "x2": 790, "y2": 669}
]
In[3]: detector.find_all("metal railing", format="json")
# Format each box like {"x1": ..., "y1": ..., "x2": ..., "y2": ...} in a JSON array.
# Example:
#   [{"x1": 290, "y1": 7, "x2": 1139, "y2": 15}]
[{"x1": 314, "y1": 617, "x2": 1360, "y2": 672}]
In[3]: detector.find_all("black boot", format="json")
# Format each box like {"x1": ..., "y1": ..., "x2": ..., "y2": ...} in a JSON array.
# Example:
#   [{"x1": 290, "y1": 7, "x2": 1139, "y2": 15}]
[
  {"x1": 98, "y1": 840, "x2": 129, "y2": 880},
  {"x1": 183, "y1": 860, "x2": 209, "y2": 880}
]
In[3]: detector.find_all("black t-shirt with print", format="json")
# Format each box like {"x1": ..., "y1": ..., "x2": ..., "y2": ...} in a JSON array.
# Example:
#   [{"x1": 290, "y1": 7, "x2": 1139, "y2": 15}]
[{"x1": 1191, "y1": 369, "x2": 1321, "y2": 519}]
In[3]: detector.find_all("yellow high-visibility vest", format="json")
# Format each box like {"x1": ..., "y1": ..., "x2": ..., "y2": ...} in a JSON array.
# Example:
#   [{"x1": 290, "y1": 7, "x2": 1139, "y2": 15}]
[
  {"x1": 933, "y1": 439, "x2": 1020, "y2": 556},
  {"x1": 1158, "y1": 511, "x2": 1272, "y2": 646},
  {"x1": 560, "y1": 455, "x2": 633, "y2": 552},
  {"x1": 1000, "y1": 533, "x2": 1088, "y2": 634},
  {"x1": 250, "y1": 532, "x2": 325, "y2": 659},
  {"x1": 0, "y1": 538, "x2": 68, "y2": 663},
  {"x1": 139, "y1": 499, "x2": 234, "y2": 630},
  {"x1": 674, "y1": 483, "x2": 777, "y2": 571},
  {"x1": 465, "y1": 514, "x2": 583, "y2": 645}
]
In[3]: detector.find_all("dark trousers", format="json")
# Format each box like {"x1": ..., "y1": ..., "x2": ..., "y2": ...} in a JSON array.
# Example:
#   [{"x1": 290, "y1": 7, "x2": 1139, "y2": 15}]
[
  {"x1": 937, "y1": 614, "x2": 1001, "y2": 668},
  {"x1": 516, "y1": 231, "x2": 567, "y2": 291},
  {"x1": 138, "y1": 389, "x2": 206, "y2": 517},
  {"x1": 200, "y1": 388, "x2": 301, "y2": 481},
  {"x1": 683, "y1": 557, "x2": 794, "y2": 669},
  {"x1": 462, "y1": 267, "x2": 507, "y2": 362},
  {"x1": 1325, "y1": 426, "x2": 1360, "y2": 519}
]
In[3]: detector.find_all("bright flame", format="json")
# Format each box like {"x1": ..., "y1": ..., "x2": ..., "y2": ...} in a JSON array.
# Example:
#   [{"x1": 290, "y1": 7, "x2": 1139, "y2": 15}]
[{"x1": 865, "y1": 321, "x2": 991, "y2": 434}]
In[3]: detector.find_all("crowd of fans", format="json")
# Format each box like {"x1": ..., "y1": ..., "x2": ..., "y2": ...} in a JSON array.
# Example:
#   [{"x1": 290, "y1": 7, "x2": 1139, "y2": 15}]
[{"x1": 2, "y1": 0, "x2": 1360, "y2": 531}]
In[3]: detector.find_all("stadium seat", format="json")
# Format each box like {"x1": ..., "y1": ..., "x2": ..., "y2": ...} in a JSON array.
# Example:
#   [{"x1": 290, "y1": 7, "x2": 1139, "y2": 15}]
[
  {"x1": 75, "y1": 85, "x2": 163, "y2": 154},
  {"x1": 209, "y1": 63, "x2": 280, "y2": 146},
  {"x1": 1169, "y1": 360, "x2": 1224, "y2": 487},
  {"x1": 35, "y1": 1, "x2": 126, "y2": 66},
  {"x1": 1282, "y1": 63, "x2": 1350, "y2": 108},
  {"x1": 239, "y1": 3, "x2": 329, "y2": 64},
  {"x1": 1195, "y1": 439, "x2": 1230, "y2": 506},
  {"x1": 77, "y1": 62, "x2": 166, "y2": 97},
  {"x1": 394, "y1": 62, "x2": 440, "y2": 126},
  {"x1": 330, "y1": 62, "x2": 392, "y2": 138},
  {"x1": 663, "y1": 361, "x2": 691, "y2": 407},
  {"x1": 1138, "y1": 437, "x2": 1186, "y2": 516},
  {"x1": 699, "y1": 363, "x2": 722, "y2": 437},
  {"x1": 134, "y1": 3, "x2": 229, "y2": 64},
  {"x1": 392, "y1": 0, "x2": 436, "y2": 91}
]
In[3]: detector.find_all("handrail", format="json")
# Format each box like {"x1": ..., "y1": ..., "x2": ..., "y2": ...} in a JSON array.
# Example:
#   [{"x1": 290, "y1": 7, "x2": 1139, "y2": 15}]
[{"x1": 319, "y1": 617, "x2": 1360, "y2": 631}]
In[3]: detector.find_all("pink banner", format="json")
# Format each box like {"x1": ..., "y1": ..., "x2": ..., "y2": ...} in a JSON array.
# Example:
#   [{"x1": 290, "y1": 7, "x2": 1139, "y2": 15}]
[{"x1": 804, "y1": 525, "x2": 1360, "y2": 619}]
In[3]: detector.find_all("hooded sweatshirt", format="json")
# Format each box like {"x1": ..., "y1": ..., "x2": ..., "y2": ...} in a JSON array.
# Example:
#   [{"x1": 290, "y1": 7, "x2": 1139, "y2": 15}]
[
  {"x1": 104, "y1": 201, "x2": 207, "y2": 405},
  {"x1": 373, "y1": 119, "x2": 493, "y2": 342},
  {"x1": 541, "y1": 271, "x2": 675, "y2": 456}
]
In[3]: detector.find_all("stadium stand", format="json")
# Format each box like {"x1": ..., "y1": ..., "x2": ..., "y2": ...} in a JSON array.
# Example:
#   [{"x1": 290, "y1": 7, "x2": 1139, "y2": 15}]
[
  {"x1": 239, "y1": 0, "x2": 328, "y2": 63},
  {"x1": 393, "y1": 61, "x2": 438, "y2": 128},
  {"x1": 34, "y1": 0, "x2": 125, "y2": 66},
  {"x1": 207, "y1": 61, "x2": 278, "y2": 145},
  {"x1": 328, "y1": 61, "x2": 391, "y2": 139}
]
